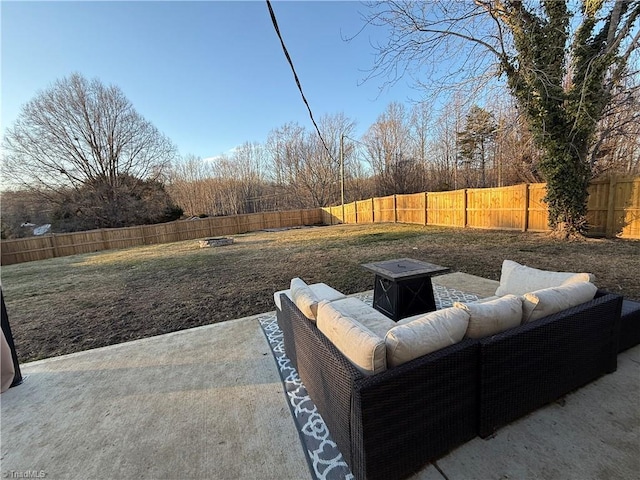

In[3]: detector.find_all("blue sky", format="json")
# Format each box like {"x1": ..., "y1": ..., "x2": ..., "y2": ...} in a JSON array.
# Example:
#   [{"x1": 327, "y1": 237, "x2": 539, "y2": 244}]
[{"x1": 1, "y1": 1, "x2": 418, "y2": 160}]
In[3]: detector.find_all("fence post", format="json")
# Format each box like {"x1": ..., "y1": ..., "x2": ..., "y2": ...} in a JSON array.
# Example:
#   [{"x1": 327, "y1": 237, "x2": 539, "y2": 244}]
[
  {"x1": 463, "y1": 190, "x2": 468, "y2": 228},
  {"x1": 423, "y1": 192, "x2": 428, "y2": 225},
  {"x1": 354, "y1": 201, "x2": 358, "y2": 224},
  {"x1": 522, "y1": 183, "x2": 530, "y2": 232},
  {"x1": 394, "y1": 195, "x2": 398, "y2": 223},
  {"x1": 140, "y1": 226, "x2": 148, "y2": 246},
  {"x1": 98, "y1": 229, "x2": 106, "y2": 250},
  {"x1": 606, "y1": 176, "x2": 617, "y2": 237},
  {"x1": 373, "y1": 198, "x2": 378, "y2": 223},
  {"x1": 49, "y1": 234, "x2": 60, "y2": 258}
]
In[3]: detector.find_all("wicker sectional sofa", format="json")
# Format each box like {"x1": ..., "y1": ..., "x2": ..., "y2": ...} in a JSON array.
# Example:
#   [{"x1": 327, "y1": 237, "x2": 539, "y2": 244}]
[{"x1": 274, "y1": 268, "x2": 624, "y2": 480}]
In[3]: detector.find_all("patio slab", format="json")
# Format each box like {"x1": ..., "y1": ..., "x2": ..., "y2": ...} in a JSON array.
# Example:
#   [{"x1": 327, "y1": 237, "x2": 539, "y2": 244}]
[
  {"x1": 1, "y1": 315, "x2": 309, "y2": 480},
  {"x1": 432, "y1": 271, "x2": 499, "y2": 298},
  {"x1": 411, "y1": 345, "x2": 640, "y2": 480},
  {"x1": 1, "y1": 272, "x2": 638, "y2": 480}
]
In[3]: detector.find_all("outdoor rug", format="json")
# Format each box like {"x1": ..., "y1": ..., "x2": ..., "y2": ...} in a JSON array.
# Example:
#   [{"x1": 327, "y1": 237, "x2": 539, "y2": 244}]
[{"x1": 258, "y1": 285, "x2": 479, "y2": 480}]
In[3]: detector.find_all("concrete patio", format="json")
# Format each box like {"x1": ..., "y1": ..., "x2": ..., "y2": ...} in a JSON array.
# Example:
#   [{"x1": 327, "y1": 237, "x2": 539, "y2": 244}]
[{"x1": 1, "y1": 273, "x2": 638, "y2": 480}]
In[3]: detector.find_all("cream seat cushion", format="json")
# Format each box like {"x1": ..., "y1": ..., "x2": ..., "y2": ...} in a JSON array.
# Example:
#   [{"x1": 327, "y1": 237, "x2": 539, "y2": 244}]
[
  {"x1": 495, "y1": 260, "x2": 594, "y2": 297},
  {"x1": 316, "y1": 300, "x2": 387, "y2": 376},
  {"x1": 454, "y1": 294, "x2": 523, "y2": 339},
  {"x1": 384, "y1": 307, "x2": 470, "y2": 367},
  {"x1": 328, "y1": 297, "x2": 396, "y2": 339},
  {"x1": 522, "y1": 281, "x2": 598, "y2": 323}
]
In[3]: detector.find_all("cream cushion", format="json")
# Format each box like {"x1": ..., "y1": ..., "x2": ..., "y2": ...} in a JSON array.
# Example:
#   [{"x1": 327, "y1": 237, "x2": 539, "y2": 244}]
[
  {"x1": 454, "y1": 294, "x2": 523, "y2": 339},
  {"x1": 316, "y1": 300, "x2": 387, "y2": 376},
  {"x1": 273, "y1": 282, "x2": 346, "y2": 312},
  {"x1": 290, "y1": 278, "x2": 321, "y2": 320},
  {"x1": 384, "y1": 307, "x2": 470, "y2": 367},
  {"x1": 495, "y1": 260, "x2": 595, "y2": 297},
  {"x1": 522, "y1": 281, "x2": 598, "y2": 323},
  {"x1": 328, "y1": 297, "x2": 396, "y2": 339}
]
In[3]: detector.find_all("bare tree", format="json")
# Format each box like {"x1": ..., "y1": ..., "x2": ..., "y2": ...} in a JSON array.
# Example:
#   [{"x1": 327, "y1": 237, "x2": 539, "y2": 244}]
[
  {"x1": 266, "y1": 114, "x2": 357, "y2": 208},
  {"x1": 167, "y1": 154, "x2": 215, "y2": 216},
  {"x1": 362, "y1": 102, "x2": 420, "y2": 195},
  {"x1": 363, "y1": 1, "x2": 640, "y2": 236},
  {"x1": 210, "y1": 142, "x2": 269, "y2": 214},
  {"x1": 426, "y1": 96, "x2": 465, "y2": 191},
  {"x1": 266, "y1": 122, "x2": 307, "y2": 204},
  {"x1": 2, "y1": 73, "x2": 178, "y2": 228},
  {"x1": 589, "y1": 76, "x2": 640, "y2": 175},
  {"x1": 492, "y1": 99, "x2": 544, "y2": 185}
]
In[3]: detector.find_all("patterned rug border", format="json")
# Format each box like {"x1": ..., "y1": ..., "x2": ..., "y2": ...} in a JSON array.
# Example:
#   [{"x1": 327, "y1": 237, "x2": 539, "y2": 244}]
[{"x1": 258, "y1": 285, "x2": 479, "y2": 480}]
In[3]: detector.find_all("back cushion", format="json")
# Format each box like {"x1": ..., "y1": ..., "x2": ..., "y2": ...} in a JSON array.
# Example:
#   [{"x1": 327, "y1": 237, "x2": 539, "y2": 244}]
[
  {"x1": 290, "y1": 277, "x2": 320, "y2": 320},
  {"x1": 522, "y1": 282, "x2": 598, "y2": 323},
  {"x1": 316, "y1": 301, "x2": 387, "y2": 376},
  {"x1": 384, "y1": 307, "x2": 469, "y2": 367},
  {"x1": 454, "y1": 294, "x2": 523, "y2": 339},
  {"x1": 495, "y1": 260, "x2": 594, "y2": 297}
]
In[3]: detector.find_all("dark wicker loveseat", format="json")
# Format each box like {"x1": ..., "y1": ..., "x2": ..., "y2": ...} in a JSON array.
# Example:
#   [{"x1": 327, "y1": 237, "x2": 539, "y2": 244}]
[
  {"x1": 478, "y1": 290, "x2": 622, "y2": 438},
  {"x1": 277, "y1": 289, "x2": 623, "y2": 480}
]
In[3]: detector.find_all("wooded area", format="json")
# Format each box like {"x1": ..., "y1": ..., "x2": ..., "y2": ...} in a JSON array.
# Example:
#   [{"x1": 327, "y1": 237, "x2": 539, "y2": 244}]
[{"x1": 2, "y1": 177, "x2": 637, "y2": 266}]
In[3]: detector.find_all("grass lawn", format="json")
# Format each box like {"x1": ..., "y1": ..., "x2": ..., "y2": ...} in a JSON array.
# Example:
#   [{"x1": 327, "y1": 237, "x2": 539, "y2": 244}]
[{"x1": 2, "y1": 223, "x2": 639, "y2": 362}]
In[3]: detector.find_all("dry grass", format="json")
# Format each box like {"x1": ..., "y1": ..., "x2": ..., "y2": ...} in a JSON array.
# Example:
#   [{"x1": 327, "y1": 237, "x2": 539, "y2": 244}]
[{"x1": 2, "y1": 223, "x2": 638, "y2": 362}]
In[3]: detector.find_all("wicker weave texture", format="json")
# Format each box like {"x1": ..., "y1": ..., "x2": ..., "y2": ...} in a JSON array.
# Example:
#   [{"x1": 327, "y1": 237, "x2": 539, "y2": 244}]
[
  {"x1": 620, "y1": 299, "x2": 640, "y2": 352},
  {"x1": 285, "y1": 295, "x2": 362, "y2": 469},
  {"x1": 351, "y1": 339, "x2": 479, "y2": 480},
  {"x1": 277, "y1": 296, "x2": 299, "y2": 369},
  {"x1": 478, "y1": 292, "x2": 623, "y2": 438}
]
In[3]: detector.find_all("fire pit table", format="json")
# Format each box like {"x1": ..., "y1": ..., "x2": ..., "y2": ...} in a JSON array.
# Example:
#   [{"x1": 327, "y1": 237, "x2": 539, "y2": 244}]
[{"x1": 361, "y1": 258, "x2": 450, "y2": 321}]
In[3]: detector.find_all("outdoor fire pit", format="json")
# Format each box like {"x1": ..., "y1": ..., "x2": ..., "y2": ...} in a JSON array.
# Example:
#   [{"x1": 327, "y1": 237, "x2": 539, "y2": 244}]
[{"x1": 198, "y1": 237, "x2": 234, "y2": 248}]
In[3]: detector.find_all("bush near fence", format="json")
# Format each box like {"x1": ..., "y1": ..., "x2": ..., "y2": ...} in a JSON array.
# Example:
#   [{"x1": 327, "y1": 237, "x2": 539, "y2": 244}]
[
  {"x1": 2, "y1": 177, "x2": 638, "y2": 265},
  {"x1": 322, "y1": 177, "x2": 640, "y2": 240}
]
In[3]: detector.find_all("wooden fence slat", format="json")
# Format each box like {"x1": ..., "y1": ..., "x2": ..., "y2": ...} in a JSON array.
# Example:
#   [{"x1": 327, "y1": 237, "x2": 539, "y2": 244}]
[{"x1": 606, "y1": 177, "x2": 617, "y2": 237}]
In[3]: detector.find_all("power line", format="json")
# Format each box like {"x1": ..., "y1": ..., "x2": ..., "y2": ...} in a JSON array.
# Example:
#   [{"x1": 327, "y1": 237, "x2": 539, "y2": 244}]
[{"x1": 265, "y1": 0, "x2": 334, "y2": 161}]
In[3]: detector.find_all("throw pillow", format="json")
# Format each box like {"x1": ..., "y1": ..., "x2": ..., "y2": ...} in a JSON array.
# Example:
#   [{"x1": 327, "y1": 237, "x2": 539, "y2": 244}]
[
  {"x1": 384, "y1": 307, "x2": 470, "y2": 367},
  {"x1": 454, "y1": 294, "x2": 523, "y2": 339},
  {"x1": 495, "y1": 259, "x2": 595, "y2": 297},
  {"x1": 522, "y1": 281, "x2": 598, "y2": 323},
  {"x1": 316, "y1": 300, "x2": 387, "y2": 376},
  {"x1": 290, "y1": 277, "x2": 320, "y2": 320}
]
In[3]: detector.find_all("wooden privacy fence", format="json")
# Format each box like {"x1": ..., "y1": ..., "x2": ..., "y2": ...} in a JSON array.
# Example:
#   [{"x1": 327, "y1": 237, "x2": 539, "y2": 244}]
[
  {"x1": 322, "y1": 177, "x2": 640, "y2": 239},
  {"x1": 1, "y1": 209, "x2": 323, "y2": 266},
  {"x1": 2, "y1": 177, "x2": 638, "y2": 266}
]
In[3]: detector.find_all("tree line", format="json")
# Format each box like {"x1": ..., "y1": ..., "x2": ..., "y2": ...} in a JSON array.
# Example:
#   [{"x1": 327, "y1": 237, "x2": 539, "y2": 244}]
[
  {"x1": 2, "y1": 77, "x2": 638, "y2": 239},
  {"x1": 167, "y1": 92, "x2": 639, "y2": 217}
]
